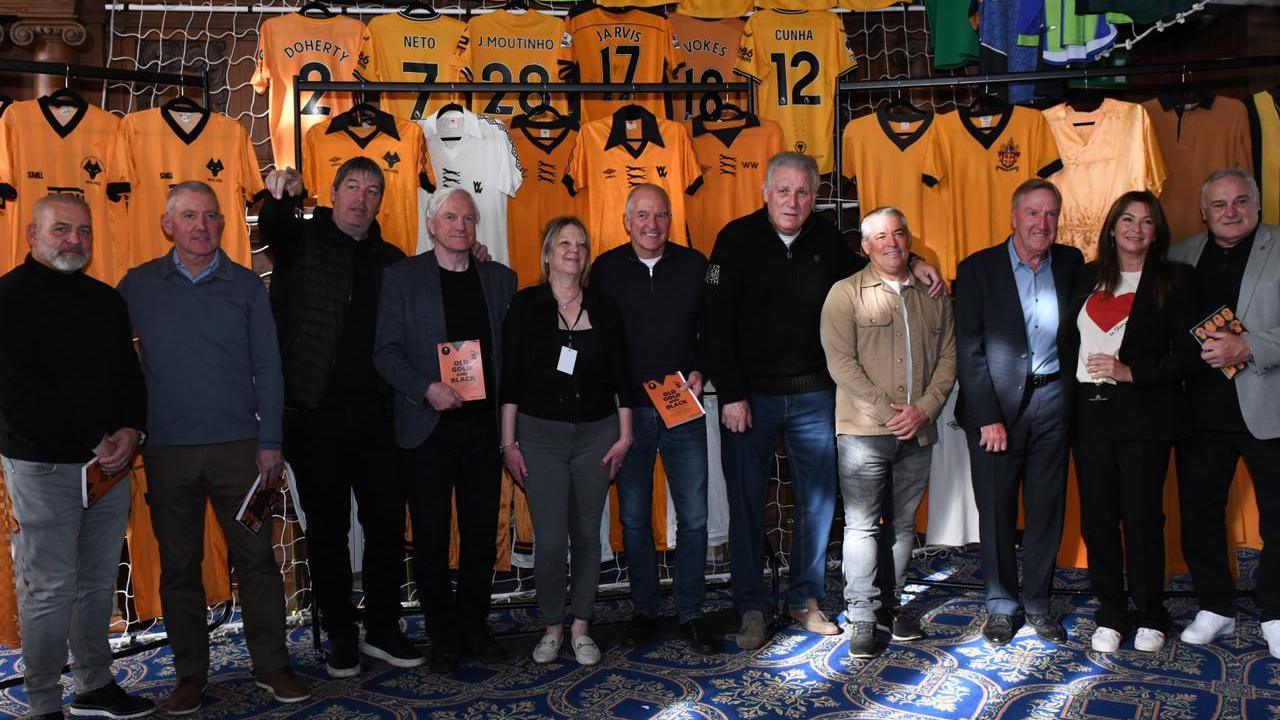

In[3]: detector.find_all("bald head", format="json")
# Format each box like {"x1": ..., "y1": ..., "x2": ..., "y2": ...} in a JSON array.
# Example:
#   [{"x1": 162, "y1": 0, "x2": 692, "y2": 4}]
[{"x1": 28, "y1": 194, "x2": 93, "y2": 273}]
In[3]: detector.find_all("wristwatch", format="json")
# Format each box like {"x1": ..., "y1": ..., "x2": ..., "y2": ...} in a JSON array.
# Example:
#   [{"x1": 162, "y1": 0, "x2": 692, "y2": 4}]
[{"x1": 137, "y1": 430, "x2": 148, "y2": 447}]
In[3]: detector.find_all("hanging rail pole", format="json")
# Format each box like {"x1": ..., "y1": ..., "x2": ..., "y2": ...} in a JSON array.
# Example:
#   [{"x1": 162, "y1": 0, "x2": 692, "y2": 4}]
[
  {"x1": 839, "y1": 54, "x2": 1280, "y2": 92},
  {"x1": 0, "y1": 57, "x2": 206, "y2": 89},
  {"x1": 296, "y1": 80, "x2": 753, "y2": 95}
]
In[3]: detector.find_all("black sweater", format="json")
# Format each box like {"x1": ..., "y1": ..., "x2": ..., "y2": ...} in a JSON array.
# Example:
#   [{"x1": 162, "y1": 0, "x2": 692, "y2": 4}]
[
  {"x1": 589, "y1": 242, "x2": 706, "y2": 408},
  {"x1": 0, "y1": 256, "x2": 146, "y2": 462},
  {"x1": 704, "y1": 206, "x2": 866, "y2": 404}
]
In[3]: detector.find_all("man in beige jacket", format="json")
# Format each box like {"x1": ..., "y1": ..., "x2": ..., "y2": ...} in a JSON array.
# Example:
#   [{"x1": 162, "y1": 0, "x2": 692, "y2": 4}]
[{"x1": 819, "y1": 206, "x2": 956, "y2": 659}]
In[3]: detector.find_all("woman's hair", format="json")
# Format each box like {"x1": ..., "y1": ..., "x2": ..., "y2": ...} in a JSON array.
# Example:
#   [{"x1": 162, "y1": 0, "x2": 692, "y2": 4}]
[
  {"x1": 539, "y1": 216, "x2": 591, "y2": 286},
  {"x1": 1094, "y1": 190, "x2": 1173, "y2": 307}
]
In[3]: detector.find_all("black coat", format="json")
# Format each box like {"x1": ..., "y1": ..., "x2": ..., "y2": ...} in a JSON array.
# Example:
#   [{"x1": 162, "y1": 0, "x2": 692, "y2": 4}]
[{"x1": 1062, "y1": 261, "x2": 1201, "y2": 441}]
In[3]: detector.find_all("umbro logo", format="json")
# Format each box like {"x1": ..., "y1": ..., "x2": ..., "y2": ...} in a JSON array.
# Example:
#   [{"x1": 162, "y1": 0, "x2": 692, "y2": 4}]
[
  {"x1": 603, "y1": 168, "x2": 617, "y2": 180},
  {"x1": 206, "y1": 158, "x2": 224, "y2": 177},
  {"x1": 383, "y1": 151, "x2": 401, "y2": 169},
  {"x1": 82, "y1": 158, "x2": 103, "y2": 180}
]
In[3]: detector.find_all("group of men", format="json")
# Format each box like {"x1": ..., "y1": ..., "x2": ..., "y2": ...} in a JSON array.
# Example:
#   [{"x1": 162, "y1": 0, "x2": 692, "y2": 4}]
[{"x1": 1, "y1": 143, "x2": 1277, "y2": 720}]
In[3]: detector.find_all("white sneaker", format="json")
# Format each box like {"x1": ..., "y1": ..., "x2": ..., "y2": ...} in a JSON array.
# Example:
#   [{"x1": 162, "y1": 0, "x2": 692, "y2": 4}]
[
  {"x1": 532, "y1": 633, "x2": 562, "y2": 664},
  {"x1": 1179, "y1": 610, "x2": 1235, "y2": 645},
  {"x1": 1091, "y1": 626, "x2": 1122, "y2": 652},
  {"x1": 571, "y1": 634, "x2": 602, "y2": 666},
  {"x1": 1134, "y1": 627, "x2": 1166, "y2": 652},
  {"x1": 1260, "y1": 620, "x2": 1280, "y2": 659}
]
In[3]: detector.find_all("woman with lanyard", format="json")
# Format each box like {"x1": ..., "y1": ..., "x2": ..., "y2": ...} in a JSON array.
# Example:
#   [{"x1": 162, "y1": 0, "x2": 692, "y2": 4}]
[{"x1": 500, "y1": 217, "x2": 632, "y2": 666}]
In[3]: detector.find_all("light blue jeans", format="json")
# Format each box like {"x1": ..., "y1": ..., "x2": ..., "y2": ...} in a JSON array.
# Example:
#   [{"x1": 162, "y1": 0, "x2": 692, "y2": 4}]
[
  {"x1": 3, "y1": 456, "x2": 131, "y2": 715},
  {"x1": 836, "y1": 435, "x2": 932, "y2": 622}
]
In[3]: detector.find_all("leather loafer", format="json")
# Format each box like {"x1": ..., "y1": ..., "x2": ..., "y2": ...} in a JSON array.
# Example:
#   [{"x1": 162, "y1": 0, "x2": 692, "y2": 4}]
[
  {"x1": 1026, "y1": 613, "x2": 1067, "y2": 643},
  {"x1": 982, "y1": 613, "x2": 1015, "y2": 646},
  {"x1": 680, "y1": 617, "x2": 720, "y2": 655}
]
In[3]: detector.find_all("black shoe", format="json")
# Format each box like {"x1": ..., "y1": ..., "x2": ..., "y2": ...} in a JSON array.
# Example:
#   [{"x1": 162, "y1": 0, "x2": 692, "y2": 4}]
[
  {"x1": 428, "y1": 636, "x2": 461, "y2": 674},
  {"x1": 983, "y1": 613, "x2": 1015, "y2": 646},
  {"x1": 847, "y1": 621, "x2": 877, "y2": 658},
  {"x1": 361, "y1": 629, "x2": 426, "y2": 668},
  {"x1": 680, "y1": 617, "x2": 720, "y2": 656},
  {"x1": 625, "y1": 614, "x2": 659, "y2": 646},
  {"x1": 462, "y1": 626, "x2": 508, "y2": 664},
  {"x1": 891, "y1": 613, "x2": 926, "y2": 642},
  {"x1": 1026, "y1": 613, "x2": 1067, "y2": 643},
  {"x1": 326, "y1": 629, "x2": 361, "y2": 678},
  {"x1": 874, "y1": 606, "x2": 894, "y2": 634},
  {"x1": 69, "y1": 681, "x2": 156, "y2": 718}
]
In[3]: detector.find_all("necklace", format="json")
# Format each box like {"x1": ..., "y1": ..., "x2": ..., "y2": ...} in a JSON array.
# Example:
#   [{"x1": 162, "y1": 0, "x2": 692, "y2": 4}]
[{"x1": 553, "y1": 286, "x2": 582, "y2": 310}]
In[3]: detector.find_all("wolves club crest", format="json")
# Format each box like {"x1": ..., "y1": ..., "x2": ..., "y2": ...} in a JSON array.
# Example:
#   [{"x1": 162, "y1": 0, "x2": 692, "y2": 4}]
[
  {"x1": 383, "y1": 151, "x2": 401, "y2": 169},
  {"x1": 82, "y1": 157, "x2": 103, "y2": 180},
  {"x1": 206, "y1": 158, "x2": 225, "y2": 177}
]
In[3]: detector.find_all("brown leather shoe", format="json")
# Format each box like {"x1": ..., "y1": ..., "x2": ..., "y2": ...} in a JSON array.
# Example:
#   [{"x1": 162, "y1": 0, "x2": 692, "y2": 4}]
[
  {"x1": 164, "y1": 676, "x2": 206, "y2": 716},
  {"x1": 253, "y1": 666, "x2": 310, "y2": 704},
  {"x1": 789, "y1": 599, "x2": 840, "y2": 635}
]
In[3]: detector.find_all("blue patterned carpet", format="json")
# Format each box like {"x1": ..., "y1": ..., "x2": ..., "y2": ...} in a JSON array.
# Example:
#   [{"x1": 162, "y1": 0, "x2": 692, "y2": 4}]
[{"x1": 5, "y1": 548, "x2": 1280, "y2": 719}]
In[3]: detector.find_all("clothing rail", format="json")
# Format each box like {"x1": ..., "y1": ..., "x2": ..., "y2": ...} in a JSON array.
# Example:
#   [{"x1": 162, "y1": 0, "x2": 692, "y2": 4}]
[
  {"x1": 0, "y1": 58, "x2": 211, "y2": 107},
  {"x1": 292, "y1": 78, "x2": 756, "y2": 178},
  {"x1": 830, "y1": 54, "x2": 1280, "y2": 230},
  {"x1": 103, "y1": 2, "x2": 926, "y2": 14}
]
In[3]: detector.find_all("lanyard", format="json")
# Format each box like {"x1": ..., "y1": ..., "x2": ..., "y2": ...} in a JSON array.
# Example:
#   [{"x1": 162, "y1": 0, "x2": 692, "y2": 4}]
[{"x1": 557, "y1": 304, "x2": 585, "y2": 348}]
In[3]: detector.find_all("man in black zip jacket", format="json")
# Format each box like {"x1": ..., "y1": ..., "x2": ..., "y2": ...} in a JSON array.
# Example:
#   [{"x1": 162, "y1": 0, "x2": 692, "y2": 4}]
[
  {"x1": 590, "y1": 184, "x2": 719, "y2": 656},
  {"x1": 260, "y1": 158, "x2": 422, "y2": 676},
  {"x1": 704, "y1": 152, "x2": 942, "y2": 651}
]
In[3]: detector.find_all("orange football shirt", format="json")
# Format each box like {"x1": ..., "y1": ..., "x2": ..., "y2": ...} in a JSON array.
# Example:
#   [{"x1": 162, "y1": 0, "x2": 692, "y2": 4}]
[
  {"x1": 688, "y1": 113, "x2": 783, "y2": 255},
  {"x1": 507, "y1": 114, "x2": 584, "y2": 288},
  {"x1": 357, "y1": 13, "x2": 467, "y2": 121},
  {"x1": 455, "y1": 10, "x2": 574, "y2": 122},
  {"x1": 565, "y1": 6, "x2": 687, "y2": 122},
  {"x1": 667, "y1": 14, "x2": 748, "y2": 122}
]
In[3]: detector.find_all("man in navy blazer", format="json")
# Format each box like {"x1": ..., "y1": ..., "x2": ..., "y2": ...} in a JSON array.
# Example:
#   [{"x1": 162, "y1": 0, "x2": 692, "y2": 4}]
[
  {"x1": 374, "y1": 188, "x2": 517, "y2": 673},
  {"x1": 954, "y1": 178, "x2": 1083, "y2": 646}
]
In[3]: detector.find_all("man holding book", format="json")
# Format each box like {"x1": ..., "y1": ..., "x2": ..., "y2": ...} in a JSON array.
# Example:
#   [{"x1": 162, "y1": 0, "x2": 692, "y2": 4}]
[
  {"x1": 0, "y1": 194, "x2": 153, "y2": 719},
  {"x1": 819, "y1": 207, "x2": 956, "y2": 658},
  {"x1": 373, "y1": 187, "x2": 516, "y2": 672},
  {"x1": 589, "y1": 184, "x2": 718, "y2": 656},
  {"x1": 118, "y1": 181, "x2": 305, "y2": 714},
  {"x1": 1168, "y1": 168, "x2": 1280, "y2": 656}
]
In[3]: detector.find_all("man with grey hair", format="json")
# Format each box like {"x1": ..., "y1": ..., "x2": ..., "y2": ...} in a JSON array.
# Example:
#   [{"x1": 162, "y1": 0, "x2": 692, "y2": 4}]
[
  {"x1": 704, "y1": 152, "x2": 942, "y2": 650},
  {"x1": 119, "y1": 181, "x2": 305, "y2": 714},
  {"x1": 1169, "y1": 168, "x2": 1280, "y2": 656},
  {"x1": 0, "y1": 194, "x2": 153, "y2": 719},
  {"x1": 375, "y1": 186, "x2": 516, "y2": 673},
  {"x1": 260, "y1": 159, "x2": 425, "y2": 676},
  {"x1": 819, "y1": 206, "x2": 956, "y2": 658}
]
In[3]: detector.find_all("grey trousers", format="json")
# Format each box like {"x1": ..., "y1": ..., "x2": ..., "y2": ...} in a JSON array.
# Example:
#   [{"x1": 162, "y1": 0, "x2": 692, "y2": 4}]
[
  {"x1": 3, "y1": 456, "x2": 131, "y2": 715},
  {"x1": 518, "y1": 413, "x2": 618, "y2": 625},
  {"x1": 142, "y1": 440, "x2": 288, "y2": 679}
]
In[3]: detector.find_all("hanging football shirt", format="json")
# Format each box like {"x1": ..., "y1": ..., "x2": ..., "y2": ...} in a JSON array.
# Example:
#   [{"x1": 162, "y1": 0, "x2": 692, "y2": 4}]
[
  {"x1": 1248, "y1": 90, "x2": 1280, "y2": 226},
  {"x1": 688, "y1": 113, "x2": 783, "y2": 256},
  {"x1": 455, "y1": 10, "x2": 574, "y2": 123},
  {"x1": 755, "y1": 0, "x2": 835, "y2": 8},
  {"x1": 922, "y1": 106, "x2": 1062, "y2": 278},
  {"x1": 115, "y1": 106, "x2": 264, "y2": 269},
  {"x1": 357, "y1": 13, "x2": 467, "y2": 122},
  {"x1": 923, "y1": 0, "x2": 980, "y2": 70},
  {"x1": 667, "y1": 14, "x2": 747, "y2": 122},
  {"x1": 507, "y1": 113, "x2": 585, "y2": 288},
  {"x1": 564, "y1": 105, "x2": 704, "y2": 258},
  {"x1": 1017, "y1": 0, "x2": 1128, "y2": 66},
  {"x1": 677, "y1": 0, "x2": 753, "y2": 18},
  {"x1": 418, "y1": 107, "x2": 523, "y2": 264},
  {"x1": 0, "y1": 98, "x2": 128, "y2": 284},
  {"x1": 565, "y1": 5, "x2": 687, "y2": 122},
  {"x1": 251, "y1": 13, "x2": 363, "y2": 169},
  {"x1": 735, "y1": 10, "x2": 857, "y2": 173},
  {"x1": 1143, "y1": 92, "x2": 1252, "y2": 242},
  {"x1": 841, "y1": 107, "x2": 946, "y2": 273},
  {"x1": 0, "y1": 98, "x2": 13, "y2": 279},
  {"x1": 1044, "y1": 99, "x2": 1166, "y2": 260},
  {"x1": 304, "y1": 111, "x2": 431, "y2": 257}
]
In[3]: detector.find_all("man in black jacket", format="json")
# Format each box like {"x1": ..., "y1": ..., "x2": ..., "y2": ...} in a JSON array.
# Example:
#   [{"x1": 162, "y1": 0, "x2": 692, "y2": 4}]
[
  {"x1": 590, "y1": 184, "x2": 718, "y2": 655},
  {"x1": 704, "y1": 152, "x2": 941, "y2": 651},
  {"x1": 0, "y1": 195, "x2": 154, "y2": 719},
  {"x1": 261, "y1": 158, "x2": 422, "y2": 676}
]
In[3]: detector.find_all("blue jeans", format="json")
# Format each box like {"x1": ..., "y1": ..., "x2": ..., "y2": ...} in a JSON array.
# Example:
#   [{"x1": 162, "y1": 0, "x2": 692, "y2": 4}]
[
  {"x1": 617, "y1": 406, "x2": 709, "y2": 623},
  {"x1": 3, "y1": 456, "x2": 131, "y2": 715},
  {"x1": 722, "y1": 390, "x2": 837, "y2": 614},
  {"x1": 837, "y1": 435, "x2": 932, "y2": 622}
]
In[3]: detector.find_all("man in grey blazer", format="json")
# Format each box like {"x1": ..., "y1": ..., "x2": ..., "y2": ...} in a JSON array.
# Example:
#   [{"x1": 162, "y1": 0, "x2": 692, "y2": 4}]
[
  {"x1": 1168, "y1": 168, "x2": 1280, "y2": 656},
  {"x1": 374, "y1": 187, "x2": 517, "y2": 673}
]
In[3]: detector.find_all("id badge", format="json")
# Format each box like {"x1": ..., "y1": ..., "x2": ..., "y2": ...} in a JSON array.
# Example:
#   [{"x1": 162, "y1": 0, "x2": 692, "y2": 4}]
[{"x1": 557, "y1": 346, "x2": 578, "y2": 375}]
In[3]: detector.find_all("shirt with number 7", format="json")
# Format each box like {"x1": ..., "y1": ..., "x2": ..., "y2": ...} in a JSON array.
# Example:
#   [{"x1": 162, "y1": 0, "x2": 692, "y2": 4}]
[
  {"x1": 356, "y1": 13, "x2": 467, "y2": 123},
  {"x1": 735, "y1": 10, "x2": 857, "y2": 174}
]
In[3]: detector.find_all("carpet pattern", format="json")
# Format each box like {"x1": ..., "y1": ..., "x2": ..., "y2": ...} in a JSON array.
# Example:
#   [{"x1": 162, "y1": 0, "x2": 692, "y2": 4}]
[{"x1": 4, "y1": 548, "x2": 1280, "y2": 719}]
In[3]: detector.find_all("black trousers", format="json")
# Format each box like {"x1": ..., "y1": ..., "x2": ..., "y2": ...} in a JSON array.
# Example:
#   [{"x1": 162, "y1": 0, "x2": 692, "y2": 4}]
[
  {"x1": 1072, "y1": 386, "x2": 1173, "y2": 633},
  {"x1": 398, "y1": 411, "x2": 502, "y2": 641},
  {"x1": 1176, "y1": 428, "x2": 1280, "y2": 620},
  {"x1": 284, "y1": 402, "x2": 406, "y2": 641}
]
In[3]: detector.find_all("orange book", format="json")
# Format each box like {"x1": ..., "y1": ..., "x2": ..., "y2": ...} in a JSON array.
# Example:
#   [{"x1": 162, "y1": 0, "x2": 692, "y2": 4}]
[
  {"x1": 644, "y1": 371, "x2": 706, "y2": 429},
  {"x1": 438, "y1": 339, "x2": 486, "y2": 401},
  {"x1": 1189, "y1": 304, "x2": 1249, "y2": 379},
  {"x1": 81, "y1": 458, "x2": 129, "y2": 509}
]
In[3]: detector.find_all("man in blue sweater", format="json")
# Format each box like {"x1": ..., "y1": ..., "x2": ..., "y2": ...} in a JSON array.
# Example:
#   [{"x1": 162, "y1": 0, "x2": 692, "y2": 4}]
[{"x1": 118, "y1": 181, "x2": 305, "y2": 715}]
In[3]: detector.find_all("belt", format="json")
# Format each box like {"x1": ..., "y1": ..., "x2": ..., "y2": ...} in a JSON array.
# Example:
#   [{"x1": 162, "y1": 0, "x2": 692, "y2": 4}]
[{"x1": 1027, "y1": 372, "x2": 1061, "y2": 389}]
